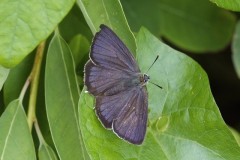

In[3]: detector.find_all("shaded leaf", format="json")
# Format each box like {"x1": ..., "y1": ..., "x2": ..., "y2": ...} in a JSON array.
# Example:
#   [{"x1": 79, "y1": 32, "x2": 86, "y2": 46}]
[
  {"x1": 3, "y1": 53, "x2": 34, "y2": 106},
  {"x1": 232, "y1": 21, "x2": 240, "y2": 78},
  {"x1": 0, "y1": 65, "x2": 9, "y2": 90},
  {"x1": 0, "y1": 0, "x2": 75, "y2": 67},
  {"x1": 77, "y1": 0, "x2": 136, "y2": 54},
  {"x1": 59, "y1": 4, "x2": 92, "y2": 42},
  {"x1": 78, "y1": 27, "x2": 240, "y2": 159},
  {"x1": 210, "y1": 0, "x2": 240, "y2": 11},
  {"x1": 69, "y1": 34, "x2": 90, "y2": 88},
  {"x1": 45, "y1": 31, "x2": 90, "y2": 160},
  {"x1": 0, "y1": 99, "x2": 36, "y2": 160},
  {"x1": 69, "y1": 34, "x2": 90, "y2": 66},
  {"x1": 121, "y1": 0, "x2": 236, "y2": 53},
  {"x1": 229, "y1": 127, "x2": 240, "y2": 146}
]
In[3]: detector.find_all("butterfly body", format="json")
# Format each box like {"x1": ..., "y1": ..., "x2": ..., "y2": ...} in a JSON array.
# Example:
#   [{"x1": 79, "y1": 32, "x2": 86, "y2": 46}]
[{"x1": 84, "y1": 25, "x2": 148, "y2": 144}]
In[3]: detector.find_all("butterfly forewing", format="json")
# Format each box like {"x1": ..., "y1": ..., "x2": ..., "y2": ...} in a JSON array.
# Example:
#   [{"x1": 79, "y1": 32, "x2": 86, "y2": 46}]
[
  {"x1": 90, "y1": 25, "x2": 140, "y2": 72},
  {"x1": 84, "y1": 24, "x2": 148, "y2": 144},
  {"x1": 85, "y1": 60, "x2": 136, "y2": 96}
]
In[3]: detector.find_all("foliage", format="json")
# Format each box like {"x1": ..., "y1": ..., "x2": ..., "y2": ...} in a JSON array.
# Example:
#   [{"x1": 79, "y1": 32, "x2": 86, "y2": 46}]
[{"x1": 0, "y1": 0, "x2": 240, "y2": 160}]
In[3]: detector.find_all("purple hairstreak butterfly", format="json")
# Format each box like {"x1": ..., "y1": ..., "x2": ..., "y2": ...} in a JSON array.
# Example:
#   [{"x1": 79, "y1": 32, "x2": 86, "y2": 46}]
[{"x1": 84, "y1": 24, "x2": 161, "y2": 144}]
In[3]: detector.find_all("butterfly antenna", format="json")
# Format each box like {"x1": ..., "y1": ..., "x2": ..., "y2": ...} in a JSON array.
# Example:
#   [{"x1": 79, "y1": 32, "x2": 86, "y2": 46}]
[
  {"x1": 146, "y1": 55, "x2": 159, "y2": 73},
  {"x1": 146, "y1": 55, "x2": 162, "y2": 89},
  {"x1": 149, "y1": 81, "x2": 162, "y2": 89}
]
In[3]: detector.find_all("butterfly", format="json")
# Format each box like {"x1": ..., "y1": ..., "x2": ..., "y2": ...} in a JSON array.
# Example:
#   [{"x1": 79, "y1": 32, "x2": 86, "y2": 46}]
[{"x1": 84, "y1": 24, "x2": 150, "y2": 145}]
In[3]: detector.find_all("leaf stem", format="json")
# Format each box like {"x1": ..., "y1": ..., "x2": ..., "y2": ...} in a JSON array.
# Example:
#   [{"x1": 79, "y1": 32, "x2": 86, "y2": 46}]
[
  {"x1": 34, "y1": 119, "x2": 45, "y2": 145},
  {"x1": 27, "y1": 41, "x2": 45, "y2": 130},
  {"x1": 19, "y1": 76, "x2": 31, "y2": 103}
]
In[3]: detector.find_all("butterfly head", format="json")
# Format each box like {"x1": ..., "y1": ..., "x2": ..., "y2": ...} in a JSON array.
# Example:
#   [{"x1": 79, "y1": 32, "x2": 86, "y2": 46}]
[{"x1": 140, "y1": 74, "x2": 150, "y2": 86}]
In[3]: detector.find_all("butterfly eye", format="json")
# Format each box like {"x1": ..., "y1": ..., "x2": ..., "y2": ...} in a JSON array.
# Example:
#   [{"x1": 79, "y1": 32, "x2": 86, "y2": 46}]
[{"x1": 143, "y1": 74, "x2": 150, "y2": 83}]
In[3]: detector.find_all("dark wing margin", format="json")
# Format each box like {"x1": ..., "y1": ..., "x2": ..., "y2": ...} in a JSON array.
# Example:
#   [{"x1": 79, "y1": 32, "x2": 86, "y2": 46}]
[
  {"x1": 90, "y1": 24, "x2": 140, "y2": 72},
  {"x1": 95, "y1": 87, "x2": 148, "y2": 144}
]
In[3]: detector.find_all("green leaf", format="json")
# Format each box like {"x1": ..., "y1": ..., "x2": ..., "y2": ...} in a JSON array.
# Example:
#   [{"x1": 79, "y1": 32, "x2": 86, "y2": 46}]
[
  {"x1": 0, "y1": 99, "x2": 36, "y2": 160},
  {"x1": 77, "y1": 0, "x2": 136, "y2": 54},
  {"x1": 136, "y1": 28, "x2": 240, "y2": 159},
  {"x1": 0, "y1": 65, "x2": 9, "y2": 90},
  {"x1": 121, "y1": 0, "x2": 236, "y2": 53},
  {"x1": 0, "y1": 0, "x2": 75, "y2": 68},
  {"x1": 79, "y1": 28, "x2": 240, "y2": 159},
  {"x1": 45, "y1": 31, "x2": 90, "y2": 160},
  {"x1": 232, "y1": 21, "x2": 240, "y2": 78},
  {"x1": 38, "y1": 143, "x2": 58, "y2": 160},
  {"x1": 210, "y1": 0, "x2": 240, "y2": 11}
]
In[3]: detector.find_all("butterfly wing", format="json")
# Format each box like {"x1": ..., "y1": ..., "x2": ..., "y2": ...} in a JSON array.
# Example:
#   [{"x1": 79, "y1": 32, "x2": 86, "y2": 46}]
[
  {"x1": 90, "y1": 24, "x2": 140, "y2": 72},
  {"x1": 85, "y1": 25, "x2": 141, "y2": 96},
  {"x1": 96, "y1": 87, "x2": 148, "y2": 144},
  {"x1": 85, "y1": 60, "x2": 137, "y2": 96}
]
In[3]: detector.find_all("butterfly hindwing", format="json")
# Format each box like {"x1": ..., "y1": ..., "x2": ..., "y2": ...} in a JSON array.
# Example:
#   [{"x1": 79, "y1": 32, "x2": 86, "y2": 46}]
[
  {"x1": 95, "y1": 87, "x2": 148, "y2": 144},
  {"x1": 95, "y1": 89, "x2": 137, "y2": 128},
  {"x1": 112, "y1": 87, "x2": 148, "y2": 144}
]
